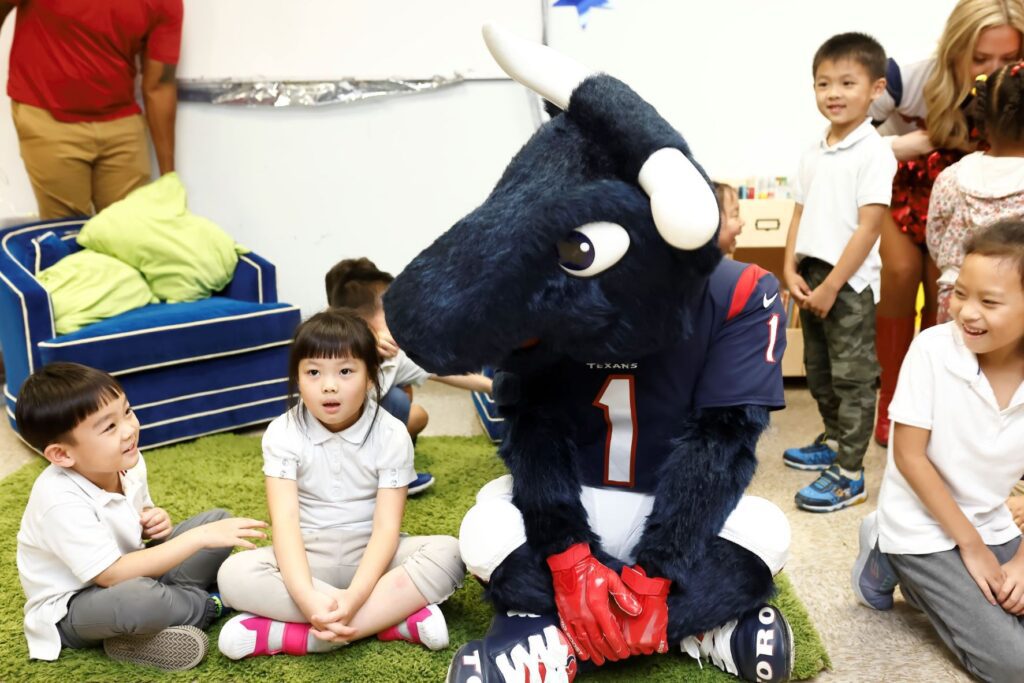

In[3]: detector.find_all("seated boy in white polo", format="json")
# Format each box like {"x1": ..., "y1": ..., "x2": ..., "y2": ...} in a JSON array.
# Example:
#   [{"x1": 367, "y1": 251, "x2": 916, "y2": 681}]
[{"x1": 15, "y1": 362, "x2": 267, "y2": 670}]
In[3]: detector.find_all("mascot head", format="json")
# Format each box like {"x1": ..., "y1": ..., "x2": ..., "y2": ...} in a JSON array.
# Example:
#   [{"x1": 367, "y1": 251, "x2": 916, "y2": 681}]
[{"x1": 385, "y1": 25, "x2": 722, "y2": 374}]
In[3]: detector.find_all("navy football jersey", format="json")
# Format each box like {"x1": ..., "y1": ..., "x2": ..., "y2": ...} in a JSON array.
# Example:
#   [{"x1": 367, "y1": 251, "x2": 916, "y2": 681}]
[{"x1": 554, "y1": 259, "x2": 786, "y2": 493}]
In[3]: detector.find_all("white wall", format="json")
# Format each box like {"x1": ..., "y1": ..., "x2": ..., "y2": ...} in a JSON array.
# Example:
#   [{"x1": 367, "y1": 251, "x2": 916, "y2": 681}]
[{"x1": 0, "y1": 1, "x2": 959, "y2": 315}]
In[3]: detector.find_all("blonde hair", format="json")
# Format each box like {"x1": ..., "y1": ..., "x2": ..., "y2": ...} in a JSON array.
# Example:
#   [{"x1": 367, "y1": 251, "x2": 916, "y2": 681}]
[{"x1": 925, "y1": 0, "x2": 1024, "y2": 150}]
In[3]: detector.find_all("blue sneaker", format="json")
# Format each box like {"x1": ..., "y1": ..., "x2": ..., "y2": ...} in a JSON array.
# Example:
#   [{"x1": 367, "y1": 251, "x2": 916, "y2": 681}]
[
  {"x1": 783, "y1": 433, "x2": 837, "y2": 470},
  {"x1": 408, "y1": 472, "x2": 435, "y2": 496},
  {"x1": 795, "y1": 465, "x2": 866, "y2": 512},
  {"x1": 681, "y1": 604, "x2": 793, "y2": 682},
  {"x1": 851, "y1": 512, "x2": 898, "y2": 610}
]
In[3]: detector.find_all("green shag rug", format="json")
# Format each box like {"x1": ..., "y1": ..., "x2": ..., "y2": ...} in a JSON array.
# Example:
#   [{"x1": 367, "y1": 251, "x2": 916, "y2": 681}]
[{"x1": 0, "y1": 434, "x2": 830, "y2": 682}]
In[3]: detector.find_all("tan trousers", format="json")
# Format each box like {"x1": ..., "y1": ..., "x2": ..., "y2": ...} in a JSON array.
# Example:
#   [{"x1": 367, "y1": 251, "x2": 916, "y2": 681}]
[
  {"x1": 216, "y1": 529, "x2": 465, "y2": 623},
  {"x1": 11, "y1": 101, "x2": 151, "y2": 219}
]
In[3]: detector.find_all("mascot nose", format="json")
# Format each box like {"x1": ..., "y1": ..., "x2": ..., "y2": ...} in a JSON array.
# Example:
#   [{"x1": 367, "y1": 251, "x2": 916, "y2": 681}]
[{"x1": 482, "y1": 23, "x2": 719, "y2": 251}]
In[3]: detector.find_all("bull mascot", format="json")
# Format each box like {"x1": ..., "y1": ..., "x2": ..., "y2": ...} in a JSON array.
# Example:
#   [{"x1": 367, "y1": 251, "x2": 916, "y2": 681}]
[{"x1": 385, "y1": 25, "x2": 795, "y2": 683}]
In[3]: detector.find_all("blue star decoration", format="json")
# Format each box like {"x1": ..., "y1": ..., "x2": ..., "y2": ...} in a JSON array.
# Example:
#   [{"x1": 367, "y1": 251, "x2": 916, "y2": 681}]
[{"x1": 552, "y1": 0, "x2": 612, "y2": 28}]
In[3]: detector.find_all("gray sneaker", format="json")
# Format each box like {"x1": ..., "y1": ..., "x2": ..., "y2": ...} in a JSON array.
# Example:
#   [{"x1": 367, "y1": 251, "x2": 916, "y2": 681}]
[
  {"x1": 851, "y1": 512, "x2": 898, "y2": 610},
  {"x1": 103, "y1": 625, "x2": 208, "y2": 671}
]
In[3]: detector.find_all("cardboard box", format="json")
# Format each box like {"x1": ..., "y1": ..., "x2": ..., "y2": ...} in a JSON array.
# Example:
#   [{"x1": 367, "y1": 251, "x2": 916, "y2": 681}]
[
  {"x1": 735, "y1": 199, "x2": 794, "y2": 250},
  {"x1": 782, "y1": 327, "x2": 805, "y2": 378}
]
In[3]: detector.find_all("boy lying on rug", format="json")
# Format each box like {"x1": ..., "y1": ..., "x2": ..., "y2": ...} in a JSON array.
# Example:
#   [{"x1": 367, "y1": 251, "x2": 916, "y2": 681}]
[{"x1": 15, "y1": 362, "x2": 267, "y2": 671}]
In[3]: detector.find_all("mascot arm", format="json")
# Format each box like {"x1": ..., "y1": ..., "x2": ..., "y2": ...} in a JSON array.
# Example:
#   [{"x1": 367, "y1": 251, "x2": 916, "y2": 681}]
[{"x1": 632, "y1": 404, "x2": 768, "y2": 580}]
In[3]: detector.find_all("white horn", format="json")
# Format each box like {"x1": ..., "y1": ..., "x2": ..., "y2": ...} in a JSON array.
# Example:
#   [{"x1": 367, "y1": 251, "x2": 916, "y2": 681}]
[
  {"x1": 482, "y1": 23, "x2": 594, "y2": 110},
  {"x1": 638, "y1": 148, "x2": 720, "y2": 250}
]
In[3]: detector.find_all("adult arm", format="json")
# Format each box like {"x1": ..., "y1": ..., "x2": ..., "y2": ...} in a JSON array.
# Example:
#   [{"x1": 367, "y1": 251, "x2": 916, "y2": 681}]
[
  {"x1": 141, "y1": 58, "x2": 177, "y2": 175},
  {"x1": 0, "y1": 2, "x2": 15, "y2": 29},
  {"x1": 892, "y1": 423, "x2": 1005, "y2": 604}
]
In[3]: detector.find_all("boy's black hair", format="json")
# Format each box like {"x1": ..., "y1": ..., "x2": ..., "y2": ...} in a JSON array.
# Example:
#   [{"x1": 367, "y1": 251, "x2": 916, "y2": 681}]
[
  {"x1": 324, "y1": 258, "x2": 393, "y2": 312},
  {"x1": 964, "y1": 220, "x2": 1024, "y2": 289},
  {"x1": 15, "y1": 363, "x2": 124, "y2": 451},
  {"x1": 287, "y1": 307, "x2": 383, "y2": 414},
  {"x1": 813, "y1": 32, "x2": 887, "y2": 81},
  {"x1": 972, "y1": 62, "x2": 1024, "y2": 145}
]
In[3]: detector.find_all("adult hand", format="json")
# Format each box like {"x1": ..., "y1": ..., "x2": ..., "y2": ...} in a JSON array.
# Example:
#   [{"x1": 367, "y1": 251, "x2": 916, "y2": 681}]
[
  {"x1": 891, "y1": 129, "x2": 935, "y2": 161},
  {"x1": 140, "y1": 507, "x2": 173, "y2": 541},
  {"x1": 189, "y1": 517, "x2": 267, "y2": 550},
  {"x1": 547, "y1": 543, "x2": 641, "y2": 665},
  {"x1": 959, "y1": 543, "x2": 1005, "y2": 606},
  {"x1": 1007, "y1": 496, "x2": 1024, "y2": 533}
]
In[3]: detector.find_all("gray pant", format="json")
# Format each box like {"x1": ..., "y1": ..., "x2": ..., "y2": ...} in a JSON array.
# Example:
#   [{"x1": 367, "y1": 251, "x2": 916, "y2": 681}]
[
  {"x1": 57, "y1": 508, "x2": 231, "y2": 648},
  {"x1": 217, "y1": 528, "x2": 464, "y2": 623},
  {"x1": 890, "y1": 537, "x2": 1024, "y2": 683},
  {"x1": 798, "y1": 258, "x2": 878, "y2": 471}
]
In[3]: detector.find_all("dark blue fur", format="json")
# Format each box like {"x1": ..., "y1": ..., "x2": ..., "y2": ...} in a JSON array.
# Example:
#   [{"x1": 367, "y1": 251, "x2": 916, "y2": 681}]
[{"x1": 386, "y1": 72, "x2": 774, "y2": 646}]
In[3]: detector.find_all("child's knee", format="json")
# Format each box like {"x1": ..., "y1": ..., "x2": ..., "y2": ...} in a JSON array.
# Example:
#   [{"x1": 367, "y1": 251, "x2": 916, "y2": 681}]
[
  {"x1": 408, "y1": 404, "x2": 429, "y2": 436},
  {"x1": 216, "y1": 550, "x2": 260, "y2": 608},
  {"x1": 408, "y1": 535, "x2": 465, "y2": 602},
  {"x1": 460, "y1": 496, "x2": 526, "y2": 581}
]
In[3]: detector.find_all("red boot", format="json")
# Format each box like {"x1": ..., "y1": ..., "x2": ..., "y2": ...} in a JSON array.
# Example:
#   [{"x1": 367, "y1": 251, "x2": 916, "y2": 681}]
[{"x1": 875, "y1": 315, "x2": 916, "y2": 447}]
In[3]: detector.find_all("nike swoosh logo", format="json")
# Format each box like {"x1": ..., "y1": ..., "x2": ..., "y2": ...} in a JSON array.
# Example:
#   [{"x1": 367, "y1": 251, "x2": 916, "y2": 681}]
[{"x1": 763, "y1": 292, "x2": 779, "y2": 308}]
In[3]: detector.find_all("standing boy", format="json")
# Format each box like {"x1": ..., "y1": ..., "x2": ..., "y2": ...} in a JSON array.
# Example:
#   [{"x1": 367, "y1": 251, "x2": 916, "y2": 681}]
[
  {"x1": 782, "y1": 33, "x2": 898, "y2": 512},
  {"x1": 15, "y1": 363, "x2": 267, "y2": 669}
]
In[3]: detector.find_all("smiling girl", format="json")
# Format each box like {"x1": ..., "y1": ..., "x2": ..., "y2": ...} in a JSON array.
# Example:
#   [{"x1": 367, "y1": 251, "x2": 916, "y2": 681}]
[{"x1": 215, "y1": 308, "x2": 464, "y2": 660}]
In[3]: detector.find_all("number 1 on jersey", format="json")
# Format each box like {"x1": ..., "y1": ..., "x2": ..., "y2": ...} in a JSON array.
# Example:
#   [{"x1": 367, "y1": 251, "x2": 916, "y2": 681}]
[{"x1": 593, "y1": 375, "x2": 637, "y2": 487}]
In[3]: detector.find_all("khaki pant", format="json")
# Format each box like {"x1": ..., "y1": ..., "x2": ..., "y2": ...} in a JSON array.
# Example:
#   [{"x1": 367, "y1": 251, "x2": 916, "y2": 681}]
[
  {"x1": 217, "y1": 529, "x2": 464, "y2": 622},
  {"x1": 11, "y1": 101, "x2": 151, "y2": 219}
]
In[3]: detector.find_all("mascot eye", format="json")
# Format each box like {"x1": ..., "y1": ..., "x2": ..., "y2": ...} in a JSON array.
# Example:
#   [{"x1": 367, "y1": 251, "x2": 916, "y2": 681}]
[{"x1": 556, "y1": 222, "x2": 630, "y2": 277}]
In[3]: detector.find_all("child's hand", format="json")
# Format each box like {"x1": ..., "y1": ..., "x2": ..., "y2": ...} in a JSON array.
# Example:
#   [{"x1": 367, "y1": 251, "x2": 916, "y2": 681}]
[
  {"x1": 303, "y1": 589, "x2": 358, "y2": 642},
  {"x1": 960, "y1": 543, "x2": 1005, "y2": 606},
  {"x1": 998, "y1": 554, "x2": 1024, "y2": 615},
  {"x1": 1008, "y1": 496, "x2": 1024, "y2": 533},
  {"x1": 375, "y1": 330, "x2": 399, "y2": 359},
  {"x1": 783, "y1": 269, "x2": 812, "y2": 308},
  {"x1": 189, "y1": 517, "x2": 268, "y2": 550},
  {"x1": 140, "y1": 507, "x2": 173, "y2": 541},
  {"x1": 803, "y1": 282, "x2": 839, "y2": 319}
]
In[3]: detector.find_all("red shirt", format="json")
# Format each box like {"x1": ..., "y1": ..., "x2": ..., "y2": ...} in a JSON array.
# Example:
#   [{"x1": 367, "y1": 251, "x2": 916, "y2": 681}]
[{"x1": 7, "y1": 0, "x2": 183, "y2": 122}]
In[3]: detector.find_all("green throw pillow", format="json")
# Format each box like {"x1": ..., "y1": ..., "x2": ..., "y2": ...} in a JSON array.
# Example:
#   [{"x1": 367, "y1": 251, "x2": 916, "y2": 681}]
[
  {"x1": 37, "y1": 250, "x2": 158, "y2": 335},
  {"x1": 77, "y1": 172, "x2": 244, "y2": 303}
]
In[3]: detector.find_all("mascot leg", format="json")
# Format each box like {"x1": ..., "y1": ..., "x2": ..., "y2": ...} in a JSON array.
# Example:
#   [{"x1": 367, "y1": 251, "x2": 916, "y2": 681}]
[
  {"x1": 673, "y1": 496, "x2": 794, "y2": 683},
  {"x1": 449, "y1": 476, "x2": 578, "y2": 682}
]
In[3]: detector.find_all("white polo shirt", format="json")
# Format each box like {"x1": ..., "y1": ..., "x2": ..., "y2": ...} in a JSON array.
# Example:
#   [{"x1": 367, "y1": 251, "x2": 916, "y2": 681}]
[
  {"x1": 262, "y1": 400, "x2": 416, "y2": 532},
  {"x1": 877, "y1": 323, "x2": 1024, "y2": 555},
  {"x1": 792, "y1": 117, "x2": 897, "y2": 301},
  {"x1": 378, "y1": 349, "x2": 430, "y2": 395},
  {"x1": 17, "y1": 456, "x2": 154, "y2": 660}
]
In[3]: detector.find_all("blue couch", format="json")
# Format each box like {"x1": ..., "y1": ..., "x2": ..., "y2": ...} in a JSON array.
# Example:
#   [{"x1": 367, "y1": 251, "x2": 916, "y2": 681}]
[{"x1": 0, "y1": 218, "x2": 301, "y2": 449}]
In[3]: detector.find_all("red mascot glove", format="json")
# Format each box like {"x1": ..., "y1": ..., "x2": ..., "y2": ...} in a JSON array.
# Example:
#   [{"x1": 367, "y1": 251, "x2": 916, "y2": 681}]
[
  {"x1": 547, "y1": 543, "x2": 642, "y2": 665},
  {"x1": 617, "y1": 565, "x2": 671, "y2": 656}
]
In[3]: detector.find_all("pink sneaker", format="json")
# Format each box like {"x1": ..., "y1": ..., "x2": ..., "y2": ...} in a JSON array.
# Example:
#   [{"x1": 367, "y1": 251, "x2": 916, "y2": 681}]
[
  {"x1": 378, "y1": 604, "x2": 449, "y2": 651},
  {"x1": 217, "y1": 613, "x2": 311, "y2": 660}
]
